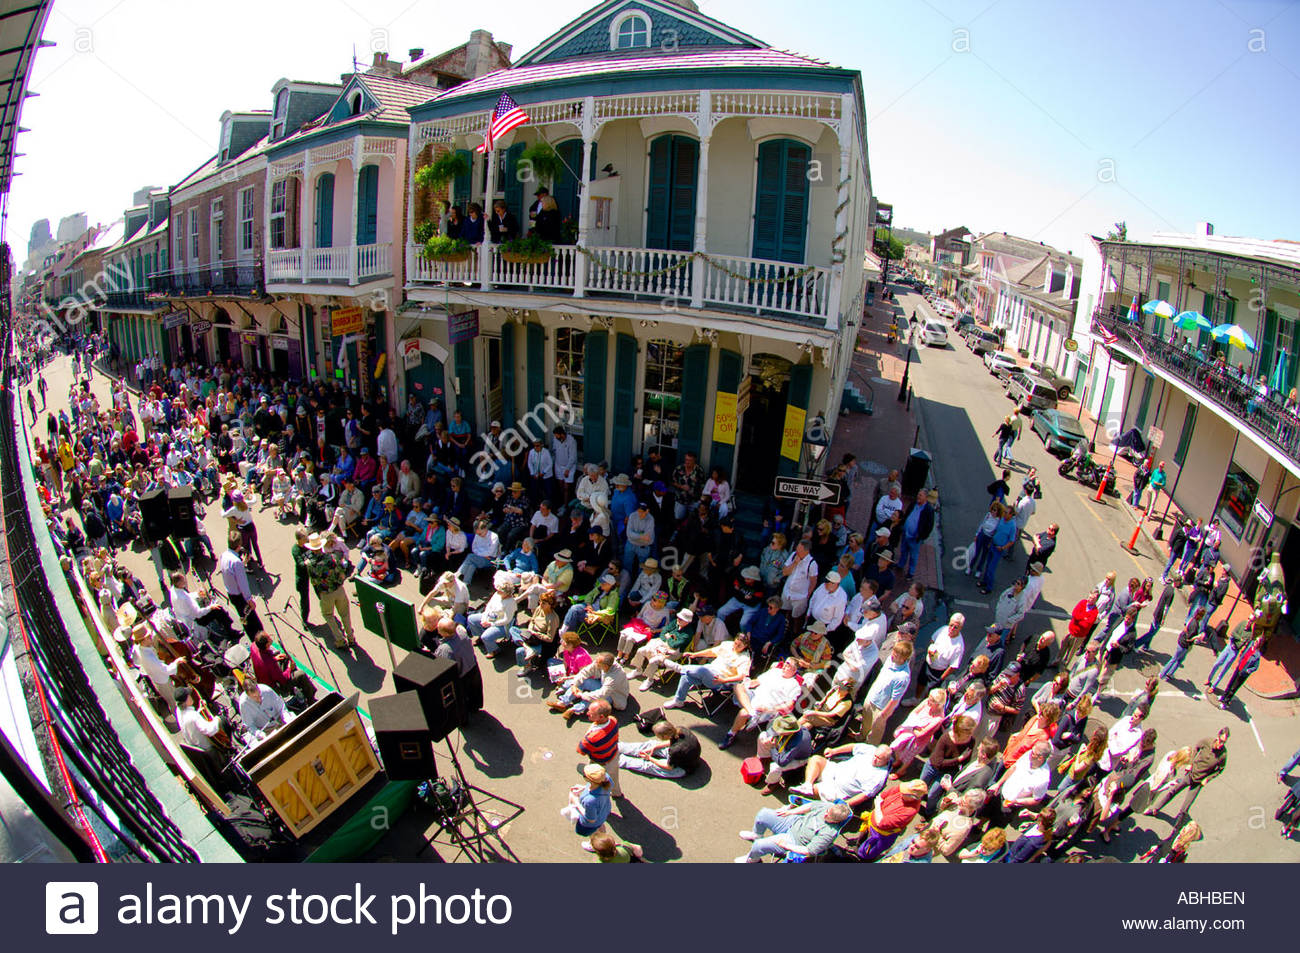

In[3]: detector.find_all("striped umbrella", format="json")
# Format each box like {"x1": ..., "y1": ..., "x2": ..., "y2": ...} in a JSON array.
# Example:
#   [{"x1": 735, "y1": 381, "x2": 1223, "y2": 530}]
[
  {"x1": 1271, "y1": 347, "x2": 1290, "y2": 394},
  {"x1": 1211, "y1": 323, "x2": 1257, "y2": 352},
  {"x1": 1141, "y1": 299, "x2": 1177, "y2": 319},
  {"x1": 1124, "y1": 295, "x2": 1140, "y2": 323},
  {"x1": 1175, "y1": 310, "x2": 1212, "y2": 331}
]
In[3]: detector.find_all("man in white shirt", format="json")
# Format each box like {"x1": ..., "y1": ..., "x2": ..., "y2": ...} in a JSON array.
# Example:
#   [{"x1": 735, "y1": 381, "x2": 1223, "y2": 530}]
[
  {"x1": 456, "y1": 519, "x2": 501, "y2": 587},
  {"x1": 721, "y1": 658, "x2": 803, "y2": 747},
  {"x1": 526, "y1": 437, "x2": 554, "y2": 502},
  {"x1": 873, "y1": 482, "x2": 904, "y2": 532},
  {"x1": 168, "y1": 570, "x2": 205, "y2": 630},
  {"x1": 792, "y1": 742, "x2": 893, "y2": 808},
  {"x1": 807, "y1": 571, "x2": 848, "y2": 632},
  {"x1": 914, "y1": 612, "x2": 966, "y2": 701},
  {"x1": 238, "y1": 681, "x2": 291, "y2": 740},
  {"x1": 175, "y1": 686, "x2": 224, "y2": 752},
  {"x1": 575, "y1": 463, "x2": 608, "y2": 512},
  {"x1": 780, "y1": 541, "x2": 818, "y2": 620},
  {"x1": 529, "y1": 500, "x2": 560, "y2": 544},
  {"x1": 853, "y1": 595, "x2": 888, "y2": 650},
  {"x1": 219, "y1": 531, "x2": 253, "y2": 619},
  {"x1": 840, "y1": 624, "x2": 881, "y2": 692},
  {"x1": 377, "y1": 425, "x2": 399, "y2": 465},
  {"x1": 551, "y1": 425, "x2": 579, "y2": 504},
  {"x1": 992, "y1": 739, "x2": 1051, "y2": 824},
  {"x1": 131, "y1": 625, "x2": 180, "y2": 708}
]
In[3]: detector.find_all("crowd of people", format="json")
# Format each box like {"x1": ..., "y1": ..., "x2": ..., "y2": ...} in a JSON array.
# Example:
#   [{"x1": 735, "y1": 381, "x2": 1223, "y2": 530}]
[{"x1": 17, "y1": 318, "x2": 1296, "y2": 865}]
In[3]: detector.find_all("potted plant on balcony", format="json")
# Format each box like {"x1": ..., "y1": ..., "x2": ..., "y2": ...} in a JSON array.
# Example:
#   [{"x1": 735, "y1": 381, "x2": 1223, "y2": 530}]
[
  {"x1": 414, "y1": 151, "x2": 471, "y2": 191},
  {"x1": 518, "y1": 141, "x2": 565, "y2": 188},
  {"x1": 414, "y1": 221, "x2": 438, "y2": 244},
  {"x1": 421, "y1": 235, "x2": 474, "y2": 264},
  {"x1": 499, "y1": 234, "x2": 554, "y2": 265}
]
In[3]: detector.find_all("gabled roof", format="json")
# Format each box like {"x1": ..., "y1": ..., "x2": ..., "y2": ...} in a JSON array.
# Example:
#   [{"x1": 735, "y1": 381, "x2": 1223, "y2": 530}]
[
  {"x1": 416, "y1": 47, "x2": 839, "y2": 109},
  {"x1": 76, "y1": 220, "x2": 125, "y2": 258},
  {"x1": 515, "y1": 0, "x2": 765, "y2": 67},
  {"x1": 354, "y1": 71, "x2": 441, "y2": 122}
]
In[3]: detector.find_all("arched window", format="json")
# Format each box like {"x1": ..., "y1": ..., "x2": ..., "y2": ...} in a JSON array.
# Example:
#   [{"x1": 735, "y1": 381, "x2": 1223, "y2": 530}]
[
  {"x1": 611, "y1": 12, "x2": 650, "y2": 50},
  {"x1": 348, "y1": 91, "x2": 363, "y2": 116},
  {"x1": 271, "y1": 88, "x2": 289, "y2": 139}
]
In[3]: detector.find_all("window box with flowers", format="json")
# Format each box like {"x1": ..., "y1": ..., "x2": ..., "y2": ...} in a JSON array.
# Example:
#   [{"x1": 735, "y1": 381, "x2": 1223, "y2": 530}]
[{"x1": 499, "y1": 235, "x2": 554, "y2": 265}]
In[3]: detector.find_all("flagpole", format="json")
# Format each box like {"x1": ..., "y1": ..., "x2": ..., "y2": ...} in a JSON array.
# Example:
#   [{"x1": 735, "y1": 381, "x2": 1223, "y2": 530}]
[{"x1": 1091, "y1": 342, "x2": 1115, "y2": 448}]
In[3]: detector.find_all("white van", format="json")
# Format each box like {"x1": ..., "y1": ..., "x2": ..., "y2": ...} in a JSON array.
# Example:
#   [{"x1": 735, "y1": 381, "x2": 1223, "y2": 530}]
[{"x1": 920, "y1": 319, "x2": 948, "y2": 347}]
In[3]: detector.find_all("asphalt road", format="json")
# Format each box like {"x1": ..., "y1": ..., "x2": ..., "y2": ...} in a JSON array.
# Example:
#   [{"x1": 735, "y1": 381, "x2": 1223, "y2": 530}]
[{"x1": 899, "y1": 285, "x2": 1300, "y2": 862}]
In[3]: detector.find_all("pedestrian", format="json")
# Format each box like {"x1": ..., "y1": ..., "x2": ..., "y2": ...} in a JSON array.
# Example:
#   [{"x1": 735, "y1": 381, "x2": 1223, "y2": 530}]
[
  {"x1": 977, "y1": 505, "x2": 1017, "y2": 594},
  {"x1": 565, "y1": 764, "x2": 613, "y2": 845},
  {"x1": 1144, "y1": 728, "x2": 1229, "y2": 822},
  {"x1": 1145, "y1": 462, "x2": 1167, "y2": 512},
  {"x1": 1206, "y1": 612, "x2": 1257, "y2": 694},
  {"x1": 992, "y1": 417, "x2": 1015, "y2": 465},
  {"x1": 577, "y1": 699, "x2": 623, "y2": 798},
  {"x1": 987, "y1": 468, "x2": 1012, "y2": 503},
  {"x1": 1061, "y1": 589, "x2": 1099, "y2": 667},
  {"x1": 1029, "y1": 523, "x2": 1059, "y2": 569},
  {"x1": 1161, "y1": 518, "x2": 1190, "y2": 582},
  {"x1": 1218, "y1": 634, "x2": 1264, "y2": 710},
  {"x1": 1136, "y1": 568, "x2": 1183, "y2": 653},
  {"x1": 1279, "y1": 743, "x2": 1300, "y2": 784},
  {"x1": 896, "y1": 488, "x2": 935, "y2": 580},
  {"x1": 1158, "y1": 608, "x2": 1207, "y2": 682},
  {"x1": 306, "y1": 534, "x2": 357, "y2": 650},
  {"x1": 291, "y1": 528, "x2": 314, "y2": 627}
]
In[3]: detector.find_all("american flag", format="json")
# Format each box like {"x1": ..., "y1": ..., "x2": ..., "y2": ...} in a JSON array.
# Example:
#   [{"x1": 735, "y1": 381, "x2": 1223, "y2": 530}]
[
  {"x1": 477, "y1": 93, "x2": 529, "y2": 153},
  {"x1": 1096, "y1": 323, "x2": 1119, "y2": 346}
]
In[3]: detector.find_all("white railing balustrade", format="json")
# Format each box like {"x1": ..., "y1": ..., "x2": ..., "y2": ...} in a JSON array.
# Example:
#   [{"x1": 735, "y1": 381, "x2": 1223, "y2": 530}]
[
  {"x1": 700, "y1": 254, "x2": 832, "y2": 320},
  {"x1": 406, "y1": 243, "x2": 479, "y2": 284},
  {"x1": 267, "y1": 249, "x2": 303, "y2": 281},
  {"x1": 355, "y1": 243, "x2": 392, "y2": 280},
  {"x1": 491, "y1": 245, "x2": 578, "y2": 291},
  {"x1": 306, "y1": 246, "x2": 350, "y2": 280},
  {"x1": 584, "y1": 247, "x2": 694, "y2": 299}
]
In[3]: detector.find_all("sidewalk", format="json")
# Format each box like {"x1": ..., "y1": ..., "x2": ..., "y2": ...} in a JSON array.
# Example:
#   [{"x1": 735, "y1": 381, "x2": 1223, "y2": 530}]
[
  {"x1": 1077, "y1": 405, "x2": 1300, "y2": 699},
  {"x1": 828, "y1": 281, "x2": 944, "y2": 602}
]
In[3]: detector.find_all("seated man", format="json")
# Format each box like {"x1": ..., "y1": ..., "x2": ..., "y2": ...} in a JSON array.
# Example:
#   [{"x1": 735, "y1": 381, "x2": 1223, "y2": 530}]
[
  {"x1": 249, "y1": 632, "x2": 317, "y2": 703},
  {"x1": 329, "y1": 478, "x2": 365, "y2": 538},
  {"x1": 791, "y1": 741, "x2": 893, "y2": 809},
  {"x1": 720, "y1": 658, "x2": 803, "y2": 749},
  {"x1": 558, "y1": 574, "x2": 619, "y2": 636},
  {"x1": 661, "y1": 632, "x2": 752, "y2": 709},
  {"x1": 924, "y1": 788, "x2": 988, "y2": 858},
  {"x1": 548, "y1": 651, "x2": 629, "y2": 720},
  {"x1": 237, "y1": 680, "x2": 292, "y2": 742},
  {"x1": 617, "y1": 720, "x2": 701, "y2": 780},
  {"x1": 736, "y1": 799, "x2": 853, "y2": 863},
  {"x1": 456, "y1": 519, "x2": 501, "y2": 587},
  {"x1": 754, "y1": 713, "x2": 815, "y2": 795}
]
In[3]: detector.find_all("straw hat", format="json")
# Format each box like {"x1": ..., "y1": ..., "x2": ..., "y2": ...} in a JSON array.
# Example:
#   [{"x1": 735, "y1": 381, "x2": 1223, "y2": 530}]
[
  {"x1": 770, "y1": 714, "x2": 801, "y2": 736},
  {"x1": 305, "y1": 533, "x2": 325, "y2": 551},
  {"x1": 583, "y1": 764, "x2": 607, "y2": 784},
  {"x1": 115, "y1": 603, "x2": 138, "y2": 628}
]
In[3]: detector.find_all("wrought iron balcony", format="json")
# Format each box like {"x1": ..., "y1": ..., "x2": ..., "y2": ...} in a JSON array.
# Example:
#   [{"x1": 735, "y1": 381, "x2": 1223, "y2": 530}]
[
  {"x1": 150, "y1": 259, "x2": 265, "y2": 298},
  {"x1": 1093, "y1": 308, "x2": 1300, "y2": 465}
]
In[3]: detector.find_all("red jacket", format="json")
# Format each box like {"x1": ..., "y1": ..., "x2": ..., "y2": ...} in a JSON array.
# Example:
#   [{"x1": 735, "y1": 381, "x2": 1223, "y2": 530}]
[{"x1": 1068, "y1": 599, "x2": 1098, "y2": 641}]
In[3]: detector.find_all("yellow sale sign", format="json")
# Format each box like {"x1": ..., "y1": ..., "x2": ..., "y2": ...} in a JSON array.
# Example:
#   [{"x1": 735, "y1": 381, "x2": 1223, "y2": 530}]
[
  {"x1": 712, "y1": 392, "x2": 738, "y2": 445},
  {"x1": 780, "y1": 405, "x2": 806, "y2": 461}
]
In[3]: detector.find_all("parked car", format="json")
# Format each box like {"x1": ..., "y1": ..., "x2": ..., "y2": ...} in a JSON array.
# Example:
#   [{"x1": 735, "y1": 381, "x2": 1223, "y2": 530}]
[
  {"x1": 971, "y1": 332, "x2": 1002, "y2": 356},
  {"x1": 984, "y1": 350, "x2": 1019, "y2": 378},
  {"x1": 1027, "y1": 360, "x2": 1073, "y2": 399},
  {"x1": 953, "y1": 313, "x2": 976, "y2": 335},
  {"x1": 920, "y1": 318, "x2": 948, "y2": 347},
  {"x1": 1031, "y1": 408, "x2": 1089, "y2": 456},
  {"x1": 1007, "y1": 372, "x2": 1060, "y2": 411}
]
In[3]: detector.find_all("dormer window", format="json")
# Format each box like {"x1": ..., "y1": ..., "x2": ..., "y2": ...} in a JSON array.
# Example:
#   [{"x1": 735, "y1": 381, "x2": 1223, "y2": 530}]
[
  {"x1": 272, "y1": 88, "x2": 289, "y2": 139},
  {"x1": 348, "y1": 91, "x2": 363, "y2": 116},
  {"x1": 611, "y1": 12, "x2": 650, "y2": 50},
  {"x1": 219, "y1": 119, "x2": 233, "y2": 164}
]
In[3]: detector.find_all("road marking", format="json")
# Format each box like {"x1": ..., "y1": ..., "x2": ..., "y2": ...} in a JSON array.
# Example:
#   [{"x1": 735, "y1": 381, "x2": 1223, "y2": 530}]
[
  {"x1": 1242, "y1": 702, "x2": 1267, "y2": 754},
  {"x1": 953, "y1": 599, "x2": 985, "y2": 609},
  {"x1": 1104, "y1": 688, "x2": 1204, "y2": 702}
]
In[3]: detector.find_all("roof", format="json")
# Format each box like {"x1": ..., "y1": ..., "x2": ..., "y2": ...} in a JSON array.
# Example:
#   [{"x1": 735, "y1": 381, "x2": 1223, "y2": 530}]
[
  {"x1": 1104, "y1": 230, "x2": 1300, "y2": 272},
  {"x1": 416, "y1": 48, "x2": 840, "y2": 108},
  {"x1": 77, "y1": 220, "x2": 125, "y2": 257},
  {"x1": 0, "y1": 1, "x2": 54, "y2": 215},
  {"x1": 356, "y1": 71, "x2": 440, "y2": 122}
]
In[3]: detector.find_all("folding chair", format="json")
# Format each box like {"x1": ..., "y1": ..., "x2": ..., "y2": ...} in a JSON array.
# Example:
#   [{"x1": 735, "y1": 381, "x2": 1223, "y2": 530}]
[
  {"x1": 684, "y1": 679, "x2": 737, "y2": 717},
  {"x1": 575, "y1": 612, "x2": 617, "y2": 649}
]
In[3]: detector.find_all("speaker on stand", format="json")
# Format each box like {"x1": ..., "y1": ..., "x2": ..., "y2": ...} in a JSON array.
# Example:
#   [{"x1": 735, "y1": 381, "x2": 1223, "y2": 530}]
[
  {"x1": 393, "y1": 654, "x2": 462, "y2": 741},
  {"x1": 369, "y1": 692, "x2": 437, "y2": 782},
  {"x1": 168, "y1": 485, "x2": 198, "y2": 538},
  {"x1": 139, "y1": 488, "x2": 170, "y2": 543}
]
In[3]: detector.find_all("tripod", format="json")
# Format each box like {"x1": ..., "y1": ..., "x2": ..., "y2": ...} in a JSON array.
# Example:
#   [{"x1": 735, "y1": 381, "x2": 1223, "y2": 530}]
[{"x1": 418, "y1": 733, "x2": 524, "y2": 863}]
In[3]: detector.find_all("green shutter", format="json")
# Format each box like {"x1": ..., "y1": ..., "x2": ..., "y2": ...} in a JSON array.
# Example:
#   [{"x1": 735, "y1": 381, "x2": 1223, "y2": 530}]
[
  {"x1": 500, "y1": 324, "x2": 516, "y2": 429},
  {"x1": 1198, "y1": 294, "x2": 1214, "y2": 350},
  {"x1": 454, "y1": 150, "x2": 472, "y2": 209},
  {"x1": 1134, "y1": 373, "x2": 1154, "y2": 431},
  {"x1": 526, "y1": 322, "x2": 545, "y2": 410},
  {"x1": 356, "y1": 166, "x2": 378, "y2": 245},
  {"x1": 1288, "y1": 314, "x2": 1300, "y2": 391},
  {"x1": 1174, "y1": 403, "x2": 1197, "y2": 466},
  {"x1": 553, "y1": 139, "x2": 583, "y2": 224},
  {"x1": 1260, "y1": 308, "x2": 1277, "y2": 390},
  {"x1": 645, "y1": 135, "x2": 697, "y2": 251},
  {"x1": 610, "y1": 333, "x2": 637, "y2": 470},
  {"x1": 503, "y1": 142, "x2": 526, "y2": 227},
  {"x1": 753, "y1": 140, "x2": 811, "y2": 264},
  {"x1": 778, "y1": 363, "x2": 814, "y2": 477},
  {"x1": 455, "y1": 339, "x2": 476, "y2": 427},
  {"x1": 583, "y1": 331, "x2": 608, "y2": 463},
  {"x1": 315, "y1": 173, "x2": 335, "y2": 248},
  {"x1": 676, "y1": 344, "x2": 711, "y2": 459},
  {"x1": 711, "y1": 349, "x2": 743, "y2": 475}
]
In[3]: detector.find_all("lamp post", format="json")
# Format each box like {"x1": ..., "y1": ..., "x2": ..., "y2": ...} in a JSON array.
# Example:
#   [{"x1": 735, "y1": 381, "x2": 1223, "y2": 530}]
[
  {"x1": 798, "y1": 417, "x2": 830, "y2": 528},
  {"x1": 897, "y1": 339, "x2": 912, "y2": 403}
]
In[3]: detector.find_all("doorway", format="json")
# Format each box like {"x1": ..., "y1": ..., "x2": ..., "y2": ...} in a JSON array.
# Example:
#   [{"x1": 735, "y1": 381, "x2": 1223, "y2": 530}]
[
  {"x1": 1275, "y1": 524, "x2": 1300, "y2": 629},
  {"x1": 486, "y1": 335, "x2": 503, "y2": 425},
  {"x1": 735, "y1": 354, "x2": 792, "y2": 495}
]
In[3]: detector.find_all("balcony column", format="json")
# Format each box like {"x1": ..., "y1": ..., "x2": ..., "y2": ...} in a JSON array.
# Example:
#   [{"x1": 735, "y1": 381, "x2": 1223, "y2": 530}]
[
  {"x1": 690, "y1": 91, "x2": 711, "y2": 309},
  {"x1": 348, "y1": 139, "x2": 363, "y2": 285},
  {"x1": 300, "y1": 152, "x2": 314, "y2": 282},
  {"x1": 573, "y1": 96, "x2": 596, "y2": 299},
  {"x1": 826, "y1": 92, "x2": 856, "y2": 333},
  {"x1": 480, "y1": 143, "x2": 497, "y2": 290}
]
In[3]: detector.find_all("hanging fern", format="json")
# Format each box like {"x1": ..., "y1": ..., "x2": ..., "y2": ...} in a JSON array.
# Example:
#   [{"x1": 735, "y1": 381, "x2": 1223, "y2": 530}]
[
  {"x1": 415, "y1": 151, "x2": 470, "y2": 191},
  {"x1": 518, "y1": 142, "x2": 565, "y2": 185}
]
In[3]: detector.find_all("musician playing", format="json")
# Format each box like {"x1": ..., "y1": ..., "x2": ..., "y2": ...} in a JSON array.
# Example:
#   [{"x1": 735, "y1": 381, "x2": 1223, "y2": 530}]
[
  {"x1": 175, "y1": 686, "x2": 226, "y2": 753},
  {"x1": 238, "y1": 680, "x2": 291, "y2": 741}
]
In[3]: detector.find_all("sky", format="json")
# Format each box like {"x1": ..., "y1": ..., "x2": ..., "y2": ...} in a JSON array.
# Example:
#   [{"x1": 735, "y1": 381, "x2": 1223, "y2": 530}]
[{"x1": 8, "y1": 0, "x2": 1300, "y2": 262}]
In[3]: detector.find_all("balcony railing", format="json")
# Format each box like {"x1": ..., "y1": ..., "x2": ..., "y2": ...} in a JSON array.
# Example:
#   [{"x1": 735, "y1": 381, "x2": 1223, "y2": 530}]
[
  {"x1": 266, "y1": 243, "x2": 394, "y2": 286},
  {"x1": 104, "y1": 290, "x2": 159, "y2": 311},
  {"x1": 1094, "y1": 309, "x2": 1300, "y2": 465},
  {"x1": 150, "y1": 259, "x2": 264, "y2": 298},
  {"x1": 405, "y1": 243, "x2": 836, "y2": 324}
]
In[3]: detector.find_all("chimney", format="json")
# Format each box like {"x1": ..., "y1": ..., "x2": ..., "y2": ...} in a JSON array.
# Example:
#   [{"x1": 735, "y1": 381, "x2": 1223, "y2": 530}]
[
  {"x1": 496, "y1": 41, "x2": 513, "y2": 62},
  {"x1": 1196, "y1": 222, "x2": 1214, "y2": 237},
  {"x1": 408, "y1": 48, "x2": 424, "y2": 61},
  {"x1": 465, "y1": 29, "x2": 498, "y2": 78},
  {"x1": 372, "y1": 51, "x2": 388, "y2": 70}
]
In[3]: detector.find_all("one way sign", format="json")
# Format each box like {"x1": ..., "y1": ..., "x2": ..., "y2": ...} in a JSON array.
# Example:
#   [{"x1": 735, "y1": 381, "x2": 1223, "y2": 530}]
[{"x1": 773, "y1": 477, "x2": 841, "y2": 505}]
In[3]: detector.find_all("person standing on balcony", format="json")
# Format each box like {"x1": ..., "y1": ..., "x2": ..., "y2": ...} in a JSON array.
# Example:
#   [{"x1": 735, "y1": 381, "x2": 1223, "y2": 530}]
[
  {"x1": 529, "y1": 188, "x2": 561, "y2": 243},
  {"x1": 462, "y1": 203, "x2": 485, "y2": 245},
  {"x1": 488, "y1": 200, "x2": 519, "y2": 244}
]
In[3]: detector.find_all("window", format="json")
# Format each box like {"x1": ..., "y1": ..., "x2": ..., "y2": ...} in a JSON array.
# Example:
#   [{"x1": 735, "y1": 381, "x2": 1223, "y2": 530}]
[
  {"x1": 752, "y1": 139, "x2": 811, "y2": 264},
  {"x1": 270, "y1": 180, "x2": 288, "y2": 249},
  {"x1": 1173, "y1": 403, "x2": 1197, "y2": 466},
  {"x1": 642, "y1": 338, "x2": 685, "y2": 457},
  {"x1": 612, "y1": 12, "x2": 650, "y2": 49},
  {"x1": 219, "y1": 120, "x2": 232, "y2": 164},
  {"x1": 348, "y1": 91, "x2": 363, "y2": 116},
  {"x1": 1215, "y1": 463, "x2": 1259, "y2": 540},
  {"x1": 210, "y1": 198, "x2": 224, "y2": 263},
  {"x1": 238, "y1": 187, "x2": 256, "y2": 254},
  {"x1": 188, "y1": 209, "x2": 199, "y2": 262},
  {"x1": 272, "y1": 88, "x2": 289, "y2": 139},
  {"x1": 555, "y1": 328, "x2": 585, "y2": 435},
  {"x1": 173, "y1": 213, "x2": 184, "y2": 266}
]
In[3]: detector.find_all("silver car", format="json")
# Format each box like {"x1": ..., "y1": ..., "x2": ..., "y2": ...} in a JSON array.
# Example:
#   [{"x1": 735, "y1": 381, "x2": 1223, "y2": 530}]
[{"x1": 1007, "y1": 372, "x2": 1060, "y2": 411}]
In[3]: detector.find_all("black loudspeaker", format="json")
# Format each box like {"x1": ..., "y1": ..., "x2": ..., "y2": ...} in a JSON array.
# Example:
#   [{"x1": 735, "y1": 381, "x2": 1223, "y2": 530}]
[
  {"x1": 393, "y1": 654, "x2": 463, "y2": 742},
  {"x1": 139, "y1": 489, "x2": 170, "y2": 542},
  {"x1": 369, "y1": 693, "x2": 437, "y2": 781},
  {"x1": 168, "y1": 485, "x2": 197, "y2": 538}
]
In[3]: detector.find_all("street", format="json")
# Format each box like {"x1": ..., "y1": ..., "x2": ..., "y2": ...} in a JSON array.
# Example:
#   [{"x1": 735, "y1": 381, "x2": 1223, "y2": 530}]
[{"x1": 898, "y1": 285, "x2": 1300, "y2": 862}]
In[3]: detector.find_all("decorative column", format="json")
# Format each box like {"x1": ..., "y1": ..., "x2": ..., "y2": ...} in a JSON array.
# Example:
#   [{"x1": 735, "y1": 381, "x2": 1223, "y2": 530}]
[
  {"x1": 480, "y1": 144, "x2": 497, "y2": 290},
  {"x1": 690, "y1": 90, "x2": 712, "y2": 310},
  {"x1": 574, "y1": 96, "x2": 595, "y2": 299},
  {"x1": 825, "y1": 92, "x2": 856, "y2": 334},
  {"x1": 347, "y1": 139, "x2": 362, "y2": 284},
  {"x1": 299, "y1": 151, "x2": 314, "y2": 282}
]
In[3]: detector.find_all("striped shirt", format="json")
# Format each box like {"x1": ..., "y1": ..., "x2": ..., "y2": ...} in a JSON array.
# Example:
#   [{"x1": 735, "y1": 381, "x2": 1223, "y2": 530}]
[{"x1": 579, "y1": 717, "x2": 620, "y2": 764}]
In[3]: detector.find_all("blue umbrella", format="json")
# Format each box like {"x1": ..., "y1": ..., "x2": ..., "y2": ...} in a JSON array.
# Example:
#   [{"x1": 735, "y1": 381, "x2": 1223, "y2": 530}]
[
  {"x1": 1141, "y1": 299, "x2": 1177, "y2": 320},
  {"x1": 1272, "y1": 348, "x2": 1290, "y2": 394},
  {"x1": 1211, "y1": 323, "x2": 1257, "y2": 352},
  {"x1": 1175, "y1": 310, "x2": 1211, "y2": 331}
]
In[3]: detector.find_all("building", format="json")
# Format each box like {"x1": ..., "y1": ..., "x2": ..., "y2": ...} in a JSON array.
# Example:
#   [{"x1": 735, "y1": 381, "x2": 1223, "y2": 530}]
[
  {"x1": 923, "y1": 225, "x2": 971, "y2": 296},
  {"x1": 979, "y1": 234, "x2": 1081, "y2": 385},
  {"x1": 1087, "y1": 224, "x2": 1300, "y2": 618},
  {"x1": 401, "y1": 0, "x2": 872, "y2": 496},
  {"x1": 101, "y1": 189, "x2": 171, "y2": 365}
]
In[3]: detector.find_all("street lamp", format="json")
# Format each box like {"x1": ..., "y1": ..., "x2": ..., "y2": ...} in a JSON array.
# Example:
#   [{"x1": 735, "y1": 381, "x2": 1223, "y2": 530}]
[{"x1": 796, "y1": 417, "x2": 830, "y2": 527}]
